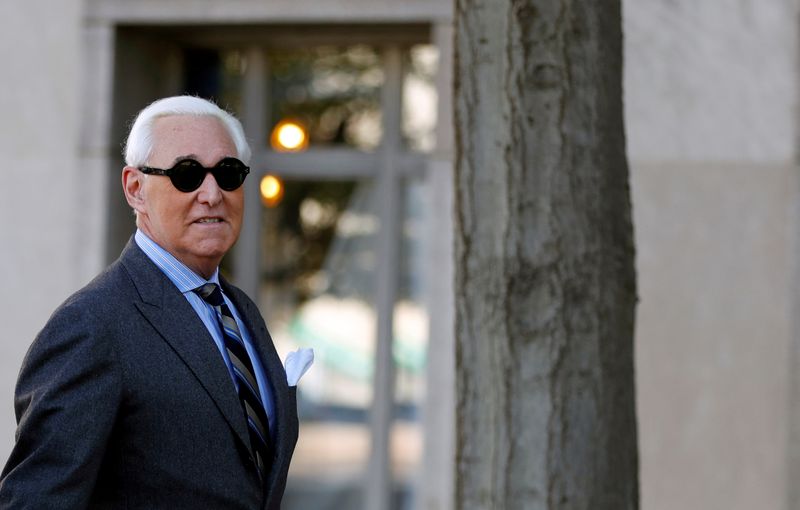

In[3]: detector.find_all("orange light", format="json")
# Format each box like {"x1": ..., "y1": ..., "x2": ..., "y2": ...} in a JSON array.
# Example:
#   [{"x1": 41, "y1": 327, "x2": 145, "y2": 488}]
[
  {"x1": 270, "y1": 119, "x2": 309, "y2": 152},
  {"x1": 260, "y1": 174, "x2": 284, "y2": 207}
]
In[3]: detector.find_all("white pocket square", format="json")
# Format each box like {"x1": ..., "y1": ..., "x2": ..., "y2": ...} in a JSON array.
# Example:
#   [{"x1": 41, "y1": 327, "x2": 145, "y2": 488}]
[{"x1": 284, "y1": 348, "x2": 314, "y2": 386}]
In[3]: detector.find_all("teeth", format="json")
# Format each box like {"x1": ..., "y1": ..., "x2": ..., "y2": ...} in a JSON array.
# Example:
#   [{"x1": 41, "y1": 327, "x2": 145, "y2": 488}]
[{"x1": 197, "y1": 218, "x2": 221, "y2": 223}]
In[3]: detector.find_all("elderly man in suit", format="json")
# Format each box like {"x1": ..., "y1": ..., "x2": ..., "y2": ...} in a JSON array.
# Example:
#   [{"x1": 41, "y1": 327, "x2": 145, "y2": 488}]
[{"x1": 0, "y1": 96, "x2": 308, "y2": 509}]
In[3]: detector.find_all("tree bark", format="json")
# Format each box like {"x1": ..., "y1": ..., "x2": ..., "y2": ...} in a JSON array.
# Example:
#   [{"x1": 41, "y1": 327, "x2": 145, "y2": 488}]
[{"x1": 453, "y1": 1, "x2": 638, "y2": 509}]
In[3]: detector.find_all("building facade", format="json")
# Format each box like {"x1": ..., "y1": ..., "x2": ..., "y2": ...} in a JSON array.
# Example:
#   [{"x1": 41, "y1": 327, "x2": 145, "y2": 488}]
[{"x1": 0, "y1": 1, "x2": 797, "y2": 509}]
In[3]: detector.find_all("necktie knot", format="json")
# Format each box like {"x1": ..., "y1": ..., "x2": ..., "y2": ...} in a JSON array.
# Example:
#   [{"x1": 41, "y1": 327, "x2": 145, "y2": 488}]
[{"x1": 194, "y1": 283, "x2": 224, "y2": 307}]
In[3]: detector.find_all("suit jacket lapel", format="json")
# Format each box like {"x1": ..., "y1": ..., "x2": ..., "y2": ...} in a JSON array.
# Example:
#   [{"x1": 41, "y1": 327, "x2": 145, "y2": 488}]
[{"x1": 119, "y1": 241, "x2": 252, "y2": 456}]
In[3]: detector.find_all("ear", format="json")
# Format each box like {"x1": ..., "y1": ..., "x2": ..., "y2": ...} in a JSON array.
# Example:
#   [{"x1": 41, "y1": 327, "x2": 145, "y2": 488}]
[{"x1": 122, "y1": 166, "x2": 147, "y2": 214}]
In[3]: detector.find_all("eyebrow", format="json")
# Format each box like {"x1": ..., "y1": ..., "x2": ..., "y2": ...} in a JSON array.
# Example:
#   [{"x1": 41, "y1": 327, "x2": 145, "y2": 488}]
[
  {"x1": 171, "y1": 154, "x2": 200, "y2": 165},
  {"x1": 170, "y1": 154, "x2": 238, "y2": 166}
]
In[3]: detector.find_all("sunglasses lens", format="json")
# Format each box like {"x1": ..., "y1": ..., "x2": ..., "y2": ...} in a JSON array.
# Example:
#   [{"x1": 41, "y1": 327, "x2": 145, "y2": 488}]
[
  {"x1": 160, "y1": 158, "x2": 248, "y2": 192},
  {"x1": 170, "y1": 160, "x2": 207, "y2": 192},
  {"x1": 213, "y1": 159, "x2": 248, "y2": 191}
]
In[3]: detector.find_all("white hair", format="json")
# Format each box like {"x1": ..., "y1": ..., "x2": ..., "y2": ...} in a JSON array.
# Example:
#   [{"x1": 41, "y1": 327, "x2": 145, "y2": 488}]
[{"x1": 124, "y1": 96, "x2": 252, "y2": 167}]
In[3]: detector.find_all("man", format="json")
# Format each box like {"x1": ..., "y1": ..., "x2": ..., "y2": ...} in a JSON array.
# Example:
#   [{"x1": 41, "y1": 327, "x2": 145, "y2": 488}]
[{"x1": 0, "y1": 96, "x2": 307, "y2": 509}]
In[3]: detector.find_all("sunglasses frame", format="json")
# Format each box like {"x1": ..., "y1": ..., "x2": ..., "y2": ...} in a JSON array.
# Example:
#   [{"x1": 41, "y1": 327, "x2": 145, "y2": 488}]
[{"x1": 138, "y1": 157, "x2": 250, "y2": 193}]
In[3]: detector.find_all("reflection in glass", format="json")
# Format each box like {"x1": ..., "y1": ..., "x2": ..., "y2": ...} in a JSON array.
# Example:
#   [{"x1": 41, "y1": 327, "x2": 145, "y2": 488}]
[
  {"x1": 268, "y1": 46, "x2": 384, "y2": 151},
  {"x1": 260, "y1": 179, "x2": 377, "y2": 508},
  {"x1": 402, "y1": 45, "x2": 439, "y2": 153},
  {"x1": 270, "y1": 119, "x2": 310, "y2": 152},
  {"x1": 391, "y1": 179, "x2": 429, "y2": 510},
  {"x1": 260, "y1": 174, "x2": 285, "y2": 207},
  {"x1": 182, "y1": 48, "x2": 247, "y2": 116}
]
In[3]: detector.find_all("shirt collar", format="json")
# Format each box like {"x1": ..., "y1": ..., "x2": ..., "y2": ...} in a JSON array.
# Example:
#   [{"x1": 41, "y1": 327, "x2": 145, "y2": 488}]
[{"x1": 134, "y1": 229, "x2": 220, "y2": 293}]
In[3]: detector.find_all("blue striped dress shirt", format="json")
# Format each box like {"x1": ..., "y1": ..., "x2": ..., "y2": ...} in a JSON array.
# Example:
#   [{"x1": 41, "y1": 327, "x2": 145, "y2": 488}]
[{"x1": 135, "y1": 230, "x2": 276, "y2": 437}]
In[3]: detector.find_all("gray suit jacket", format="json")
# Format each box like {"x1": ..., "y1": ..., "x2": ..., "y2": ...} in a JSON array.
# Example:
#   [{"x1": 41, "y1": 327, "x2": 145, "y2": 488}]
[{"x1": 0, "y1": 239, "x2": 299, "y2": 509}]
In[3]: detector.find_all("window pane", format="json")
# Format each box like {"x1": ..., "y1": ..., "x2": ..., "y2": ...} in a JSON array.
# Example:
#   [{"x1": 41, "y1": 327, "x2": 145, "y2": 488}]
[
  {"x1": 181, "y1": 48, "x2": 246, "y2": 116},
  {"x1": 391, "y1": 178, "x2": 429, "y2": 509},
  {"x1": 259, "y1": 179, "x2": 377, "y2": 509},
  {"x1": 402, "y1": 45, "x2": 438, "y2": 153},
  {"x1": 267, "y1": 46, "x2": 384, "y2": 151}
]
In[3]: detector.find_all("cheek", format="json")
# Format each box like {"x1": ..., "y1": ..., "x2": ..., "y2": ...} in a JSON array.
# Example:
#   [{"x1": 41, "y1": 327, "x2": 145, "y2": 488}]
[
  {"x1": 229, "y1": 194, "x2": 245, "y2": 222},
  {"x1": 155, "y1": 198, "x2": 192, "y2": 234},
  {"x1": 144, "y1": 183, "x2": 182, "y2": 219}
]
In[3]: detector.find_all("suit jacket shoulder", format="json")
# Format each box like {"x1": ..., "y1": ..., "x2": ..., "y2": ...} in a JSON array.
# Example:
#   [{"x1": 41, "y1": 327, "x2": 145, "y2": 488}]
[{"x1": 0, "y1": 239, "x2": 296, "y2": 509}]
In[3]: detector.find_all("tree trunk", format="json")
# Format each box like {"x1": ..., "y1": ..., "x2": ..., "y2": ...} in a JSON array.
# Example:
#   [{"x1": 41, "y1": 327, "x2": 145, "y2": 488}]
[{"x1": 453, "y1": 1, "x2": 638, "y2": 509}]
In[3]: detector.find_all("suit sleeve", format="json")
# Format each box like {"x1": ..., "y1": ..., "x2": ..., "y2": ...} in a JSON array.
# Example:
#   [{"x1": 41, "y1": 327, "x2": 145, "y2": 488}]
[{"x1": 0, "y1": 299, "x2": 122, "y2": 508}]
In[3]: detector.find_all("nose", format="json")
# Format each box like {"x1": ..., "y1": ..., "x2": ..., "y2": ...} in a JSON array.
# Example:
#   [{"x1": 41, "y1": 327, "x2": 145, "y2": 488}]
[{"x1": 196, "y1": 171, "x2": 222, "y2": 206}]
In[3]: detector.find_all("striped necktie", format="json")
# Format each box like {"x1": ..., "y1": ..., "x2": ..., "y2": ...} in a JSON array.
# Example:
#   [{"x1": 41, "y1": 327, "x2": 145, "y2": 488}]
[{"x1": 194, "y1": 283, "x2": 272, "y2": 482}]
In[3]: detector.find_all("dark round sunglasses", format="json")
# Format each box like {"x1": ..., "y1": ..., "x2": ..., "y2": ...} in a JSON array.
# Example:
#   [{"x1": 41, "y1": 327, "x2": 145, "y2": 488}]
[{"x1": 138, "y1": 157, "x2": 250, "y2": 192}]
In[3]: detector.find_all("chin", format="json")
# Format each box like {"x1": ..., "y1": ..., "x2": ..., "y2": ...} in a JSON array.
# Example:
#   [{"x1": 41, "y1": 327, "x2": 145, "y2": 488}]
[
  {"x1": 195, "y1": 245, "x2": 231, "y2": 260},
  {"x1": 187, "y1": 239, "x2": 234, "y2": 262}
]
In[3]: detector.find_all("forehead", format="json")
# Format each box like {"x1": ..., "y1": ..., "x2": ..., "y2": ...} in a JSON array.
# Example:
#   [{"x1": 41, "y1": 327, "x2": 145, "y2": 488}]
[{"x1": 149, "y1": 115, "x2": 236, "y2": 164}]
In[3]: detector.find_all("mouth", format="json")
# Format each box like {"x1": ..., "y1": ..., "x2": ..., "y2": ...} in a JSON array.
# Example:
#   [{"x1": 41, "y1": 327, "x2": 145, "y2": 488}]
[{"x1": 194, "y1": 217, "x2": 225, "y2": 224}]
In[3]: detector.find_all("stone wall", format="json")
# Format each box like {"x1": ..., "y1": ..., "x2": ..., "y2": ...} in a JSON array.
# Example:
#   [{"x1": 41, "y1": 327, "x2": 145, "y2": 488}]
[
  {"x1": 0, "y1": 0, "x2": 89, "y2": 463},
  {"x1": 626, "y1": 1, "x2": 798, "y2": 509}
]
